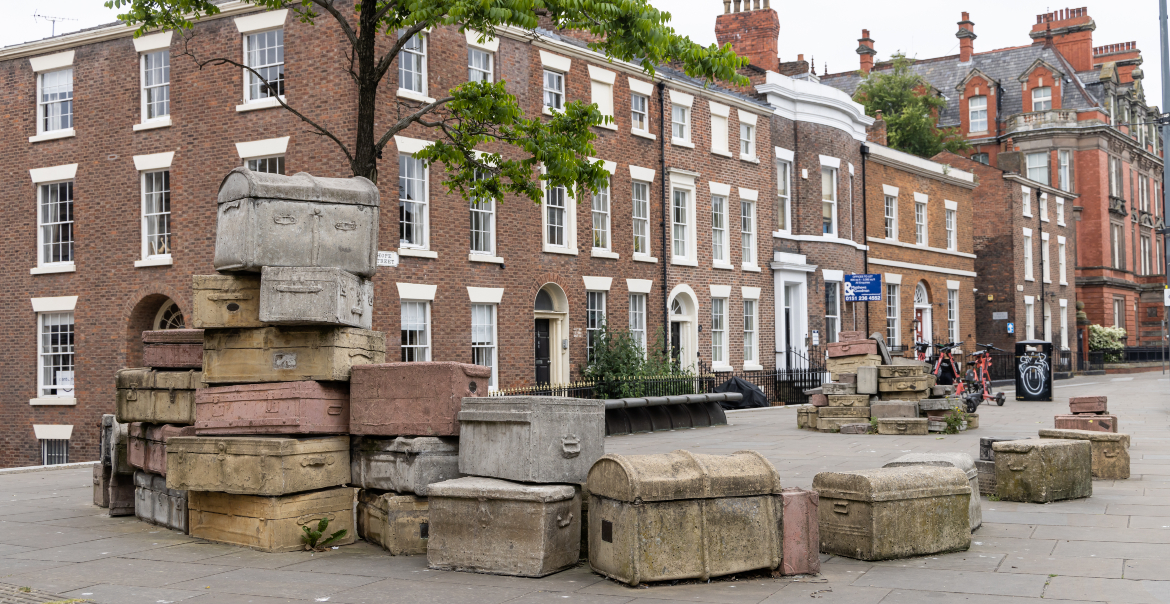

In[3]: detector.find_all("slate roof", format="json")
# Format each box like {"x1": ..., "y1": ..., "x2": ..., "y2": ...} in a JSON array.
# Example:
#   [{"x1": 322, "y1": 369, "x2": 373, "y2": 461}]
[{"x1": 820, "y1": 44, "x2": 1102, "y2": 128}]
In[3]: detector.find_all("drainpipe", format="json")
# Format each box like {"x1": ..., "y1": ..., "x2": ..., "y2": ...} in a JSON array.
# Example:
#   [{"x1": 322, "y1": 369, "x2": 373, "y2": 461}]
[
  {"x1": 1038, "y1": 186, "x2": 1045, "y2": 341},
  {"x1": 861, "y1": 143, "x2": 870, "y2": 337},
  {"x1": 658, "y1": 81, "x2": 669, "y2": 357}
]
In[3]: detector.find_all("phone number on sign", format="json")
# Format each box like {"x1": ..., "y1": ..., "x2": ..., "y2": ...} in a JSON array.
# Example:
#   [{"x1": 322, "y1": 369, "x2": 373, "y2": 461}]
[{"x1": 848, "y1": 294, "x2": 882, "y2": 302}]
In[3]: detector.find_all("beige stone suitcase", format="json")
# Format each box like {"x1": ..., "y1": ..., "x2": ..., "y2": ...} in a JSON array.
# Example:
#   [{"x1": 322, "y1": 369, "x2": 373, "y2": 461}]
[
  {"x1": 115, "y1": 368, "x2": 202, "y2": 425},
  {"x1": 878, "y1": 364, "x2": 926, "y2": 378},
  {"x1": 93, "y1": 464, "x2": 110, "y2": 508},
  {"x1": 192, "y1": 274, "x2": 263, "y2": 329},
  {"x1": 821, "y1": 382, "x2": 857, "y2": 395},
  {"x1": 878, "y1": 376, "x2": 931, "y2": 393},
  {"x1": 189, "y1": 487, "x2": 357, "y2": 552},
  {"x1": 796, "y1": 406, "x2": 817, "y2": 430},
  {"x1": 827, "y1": 394, "x2": 868, "y2": 407},
  {"x1": 587, "y1": 450, "x2": 783, "y2": 585},
  {"x1": 813, "y1": 466, "x2": 971, "y2": 561},
  {"x1": 880, "y1": 390, "x2": 928, "y2": 402},
  {"x1": 877, "y1": 418, "x2": 928, "y2": 435},
  {"x1": 884, "y1": 453, "x2": 982, "y2": 531},
  {"x1": 1039, "y1": 429, "x2": 1130, "y2": 480},
  {"x1": 427, "y1": 477, "x2": 581, "y2": 577},
  {"x1": 993, "y1": 439, "x2": 1092, "y2": 503},
  {"x1": 166, "y1": 435, "x2": 350, "y2": 496},
  {"x1": 202, "y1": 326, "x2": 385, "y2": 384},
  {"x1": 818, "y1": 407, "x2": 869, "y2": 419},
  {"x1": 975, "y1": 460, "x2": 996, "y2": 495},
  {"x1": 817, "y1": 417, "x2": 862, "y2": 432},
  {"x1": 827, "y1": 354, "x2": 883, "y2": 378},
  {"x1": 357, "y1": 490, "x2": 429, "y2": 555}
]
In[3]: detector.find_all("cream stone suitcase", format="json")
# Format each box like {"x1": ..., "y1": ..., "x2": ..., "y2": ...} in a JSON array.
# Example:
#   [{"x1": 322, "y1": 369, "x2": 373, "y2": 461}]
[
  {"x1": 189, "y1": 487, "x2": 357, "y2": 552},
  {"x1": 192, "y1": 274, "x2": 263, "y2": 329},
  {"x1": 884, "y1": 453, "x2": 982, "y2": 530},
  {"x1": 260, "y1": 266, "x2": 374, "y2": 329},
  {"x1": 878, "y1": 364, "x2": 926, "y2": 378},
  {"x1": 827, "y1": 394, "x2": 868, "y2": 407},
  {"x1": 214, "y1": 168, "x2": 380, "y2": 278},
  {"x1": 166, "y1": 435, "x2": 350, "y2": 496},
  {"x1": 878, "y1": 376, "x2": 931, "y2": 393},
  {"x1": 357, "y1": 490, "x2": 429, "y2": 555},
  {"x1": 202, "y1": 326, "x2": 385, "y2": 384},
  {"x1": 876, "y1": 418, "x2": 928, "y2": 435},
  {"x1": 993, "y1": 439, "x2": 1092, "y2": 503},
  {"x1": 427, "y1": 477, "x2": 580, "y2": 577},
  {"x1": 587, "y1": 450, "x2": 783, "y2": 586},
  {"x1": 818, "y1": 407, "x2": 869, "y2": 419},
  {"x1": 1039, "y1": 429, "x2": 1130, "y2": 480},
  {"x1": 115, "y1": 368, "x2": 201, "y2": 425},
  {"x1": 813, "y1": 466, "x2": 971, "y2": 560},
  {"x1": 796, "y1": 406, "x2": 817, "y2": 430}
]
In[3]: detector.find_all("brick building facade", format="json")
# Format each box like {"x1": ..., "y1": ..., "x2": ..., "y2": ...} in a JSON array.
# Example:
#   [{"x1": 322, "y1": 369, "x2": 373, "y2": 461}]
[
  {"x1": 821, "y1": 6, "x2": 1165, "y2": 349},
  {"x1": 863, "y1": 144, "x2": 978, "y2": 356}
]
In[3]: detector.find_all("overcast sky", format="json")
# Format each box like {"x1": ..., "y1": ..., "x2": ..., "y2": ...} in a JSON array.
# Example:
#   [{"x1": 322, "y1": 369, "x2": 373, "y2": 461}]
[{"x1": 2, "y1": 0, "x2": 1165, "y2": 106}]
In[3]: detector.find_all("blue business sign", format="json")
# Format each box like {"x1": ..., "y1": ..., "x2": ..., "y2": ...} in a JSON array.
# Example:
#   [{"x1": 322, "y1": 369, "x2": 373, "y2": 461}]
[{"x1": 843, "y1": 274, "x2": 883, "y2": 302}]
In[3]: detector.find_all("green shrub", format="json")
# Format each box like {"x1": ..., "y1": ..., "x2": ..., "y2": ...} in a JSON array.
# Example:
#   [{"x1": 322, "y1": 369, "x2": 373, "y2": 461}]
[{"x1": 580, "y1": 323, "x2": 694, "y2": 399}]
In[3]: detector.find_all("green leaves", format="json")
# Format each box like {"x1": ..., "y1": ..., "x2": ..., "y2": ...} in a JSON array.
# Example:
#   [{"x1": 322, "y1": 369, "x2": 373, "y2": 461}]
[
  {"x1": 300, "y1": 517, "x2": 345, "y2": 550},
  {"x1": 854, "y1": 53, "x2": 970, "y2": 158}
]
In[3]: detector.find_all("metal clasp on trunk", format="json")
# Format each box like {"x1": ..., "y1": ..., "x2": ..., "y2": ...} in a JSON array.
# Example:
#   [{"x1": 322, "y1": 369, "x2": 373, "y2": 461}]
[
  {"x1": 833, "y1": 502, "x2": 848, "y2": 514},
  {"x1": 560, "y1": 435, "x2": 581, "y2": 458}
]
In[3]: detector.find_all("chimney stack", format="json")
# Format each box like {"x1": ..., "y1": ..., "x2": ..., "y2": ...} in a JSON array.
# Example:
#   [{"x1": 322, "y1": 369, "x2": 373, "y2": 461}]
[
  {"x1": 714, "y1": 0, "x2": 779, "y2": 72},
  {"x1": 857, "y1": 29, "x2": 877, "y2": 74},
  {"x1": 957, "y1": 12, "x2": 976, "y2": 63}
]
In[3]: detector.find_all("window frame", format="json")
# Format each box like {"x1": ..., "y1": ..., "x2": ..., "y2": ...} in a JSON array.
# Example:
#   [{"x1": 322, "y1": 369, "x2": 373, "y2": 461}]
[
  {"x1": 671, "y1": 105, "x2": 689, "y2": 142},
  {"x1": 914, "y1": 199, "x2": 927, "y2": 245},
  {"x1": 776, "y1": 160, "x2": 792, "y2": 235},
  {"x1": 1026, "y1": 152, "x2": 1049, "y2": 185},
  {"x1": 968, "y1": 95, "x2": 987, "y2": 132},
  {"x1": 140, "y1": 50, "x2": 170, "y2": 123},
  {"x1": 246, "y1": 155, "x2": 285, "y2": 174},
  {"x1": 586, "y1": 291, "x2": 606, "y2": 363},
  {"x1": 398, "y1": 32, "x2": 427, "y2": 96},
  {"x1": 631, "y1": 93, "x2": 649, "y2": 133},
  {"x1": 710, "y1": 297, "x2": 727, "y2": 367},
  {"x1": 632, "y1": 181, "x2": 651, "y2": 257},
  {"x1": 743, "y1": 299, "x2": 757, "y2": 365},
  {"x1": 629, "y1": 293, "x2": 647, "y2": 357},
  {"x1": 671, "y1": 188, "x2": 691, "y2": 262},
  {"x1": 1056, "y1": 196, "x2": 1065, "y2": 225},
  {"x1": 884, "y1": 194, "x2": 898, "y2": 239},
  {"x1": 885, "y1": 284, "x2": 900, "y2": 346},
  {"x1": 945, "y1": 208, "x2": 957, "y2": 250},
  {"x1": 41, "y1": 438, "x2": 69, "y2": 466},
  {"x1": 1040, "y1": 192, "x2": 1049, "y2": 222},
  {"x1": 470, "y1": 303, "x2": 498, "y2": 390},
  {"x1": 37, "y1": 68, "x2": 74, "y2": 135},
  {"x1": 242, "y1": 28, "x2": 285, "y2": 103},
  {"x1": 141, "y1": 170, "x2": 172, "y2": 262},
  {"x1": 37, "y1": 180, "x2": 75, "y2": 269},
  {"x1": 1024, "y1": 231, "x2": 1034, "y2": 281},
  {"x1": 1058, "y1": 237, "x2": 1068, "y2": 284},
  {"x1": 543, "y1": 69, "x2": 564, "y2": 112},
  {"x1": 37, "y1": 311, "x2": 75, "y2": 398},
  {"x1": 1032, "y1": 86, "x2": 1052, "y2": 111},
  {"x1": 467, "y1": 47, "x2": 493, "y2": 83},
  {"x1": 821, "y1": 167, "x2": 837, "y2": 237},
  {"x1": 591, "y1": 178, "x2": 611, "y2": 253},
  {"x1": 1022, "y1": 189, "x2": 1032, "y2": 218},
  {"x1": 741, "y1": 199, "x2": 755, "y2": 267},
  {"x1": 1041, "y1": 233, "x2": 1051, "y2": 283},
  {"x1": 1025, "y1": 299, "x2": 1036, "y2": 340},
  {"x1": 469, "y1": 176, "x2": 496, "y2": 256},
  {"x1": 824, "y1": 281, "x2": 840, "y2": 344},
  {"x1": 400, "y1": 300, "x2": 431, "y2": 362},
  {"x1": 1060, "y1": 301, "x2": 1069, "y2": 349},
  {"x1": 1141, "y1": 235, "x2": 1152, "y2": 275},
  {"x1": 711, "y1": 194, "x2": 727, "y2": 264},
  {"x1": 740, "y1": 123, "x2": 755, "y2": 158},
  {"x1": 947, "y1": 288, "x2": 959, "y2": 344},
  {"x1": 1058, "y1": 149, "x2": 1071, "y2": 191},
  {"x1": 398, "y1": 153, "x2": 429, "y2": 250},
  {"x1": 545, "y1": 181, "x2": 568, "y2": 249}
]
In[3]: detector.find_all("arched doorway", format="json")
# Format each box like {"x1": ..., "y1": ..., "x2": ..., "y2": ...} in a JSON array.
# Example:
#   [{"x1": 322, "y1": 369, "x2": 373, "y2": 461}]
[
  {"x1": 534, "y1": 284, "x2": 569, "y2": 385},
  {"x1": 913, "y1": 281, "x2": 932, "y2": 352},
  {"x1": 126, "y1": 294, "x2": 185, "y2": 367},
  {"x1": 667, "y1": 285, "x2": 698, "y2": 372}
]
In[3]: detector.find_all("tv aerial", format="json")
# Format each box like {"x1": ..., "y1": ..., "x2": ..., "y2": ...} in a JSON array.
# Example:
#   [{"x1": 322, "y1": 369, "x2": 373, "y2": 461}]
[{"x1": 33, "y1": 11, "x2": 79, "y2": 37}]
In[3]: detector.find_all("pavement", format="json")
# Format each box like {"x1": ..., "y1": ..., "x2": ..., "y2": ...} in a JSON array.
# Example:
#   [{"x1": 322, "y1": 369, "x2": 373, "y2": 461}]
[{"x1": 0, "y1": 371, "x2": 1165, "y2": 604}]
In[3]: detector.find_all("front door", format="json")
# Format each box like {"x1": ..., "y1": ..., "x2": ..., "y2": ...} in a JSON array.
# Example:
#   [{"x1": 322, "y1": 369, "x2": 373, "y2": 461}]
[
  {"x1": 534, "y1": 319, "x2": 550, "y2": 385},
  {"x1": 670, "y1": 322, "x2": 681, "y2": 368}
]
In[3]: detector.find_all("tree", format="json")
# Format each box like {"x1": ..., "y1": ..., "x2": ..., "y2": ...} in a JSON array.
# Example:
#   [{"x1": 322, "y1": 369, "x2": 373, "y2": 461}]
[
  {"x1": 105, "y1": 0, "x2": 748, "y2": 204},
  {"x1": 853, "y1": 53, "x2": 969, "y2": 158}
]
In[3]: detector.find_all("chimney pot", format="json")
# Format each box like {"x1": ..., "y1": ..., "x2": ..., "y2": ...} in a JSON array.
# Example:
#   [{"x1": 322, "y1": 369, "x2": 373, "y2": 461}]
[
  {"x1": 957, "y1": 12, "x2": 976, "y2": 62},
  {"x1": 714, "y1": 1, "x2": 779, "y2": 71},
  {"x1": 798, "y1": 53, "x2": 804, "y2": 61},
  {"x1": 723, "y1": 0, "x2": 731, "y2": 14},
  {"x1": 962, "y1": 11, "x2": 969, "y2": 20}
]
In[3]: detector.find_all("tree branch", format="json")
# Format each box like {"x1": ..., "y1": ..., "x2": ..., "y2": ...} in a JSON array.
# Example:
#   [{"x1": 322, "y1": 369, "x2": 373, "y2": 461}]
[
  {"x1": 306, "y1": 0, "x2": 357, "y2": 47},
  {"x1": 374, "y1": 96, "x2": 456, "y2": 151},
  {"x1": 372, "y1": 21, "x2": 428, "y2": 85}
]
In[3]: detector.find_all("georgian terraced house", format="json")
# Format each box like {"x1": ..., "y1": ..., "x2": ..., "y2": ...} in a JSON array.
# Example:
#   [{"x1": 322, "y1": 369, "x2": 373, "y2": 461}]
[
  {"x1": 0, "y1": 0, "x2": 885, "y2": 467},
  {"x1": 821, "y1": 7, "x2": 1165, "y2": 351}
]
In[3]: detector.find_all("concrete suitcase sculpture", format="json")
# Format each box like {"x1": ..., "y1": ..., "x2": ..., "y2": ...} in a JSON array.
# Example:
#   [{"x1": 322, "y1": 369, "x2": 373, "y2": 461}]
[
  {"x1": 975, "y1": 460, "x2": 996, "y2": 495},
  {"x1": 260, "y1": 266, "x2": 373, "y2": 329},
  {"x1": 349, "y1": 362, "x2": 491, "y2": 436},
  {"x1": 357, "y1": 490, "x2": 429, "y2": 555},
  {"x1": 871, "y1": 401, "x2": 918, "y2": 418},
  {"x1": 839, "y1": 423, "x2": 869, "y2": 434},
  {"x1": 115, "y1": 368, "x2": 201, "y2": 425},
  {"x1": 189, "y1": 487, "x2": 357, "y2": 552},
  {"x1": 780, "y1": 488, "x2": 820, "y2": 576},
  {"x1": 587, "y1": 450, "x2": 783, "y2": 585},
  {"x1": 1039, "y1": 429, "x2": 1131, "y2": 479},
  {"x1": 813, "y1": 466, "x2": 972, "y2": 561},
  {"x1": 884, "y1": 453, "x2": 982, "y2": 530},
  {"x1": 827, "y1": 340, "x2": 879, "y2": 358},
  {"x1": 213, "y1": 167, "x2": 380, "y2": 278},
  {"x1": 878, "y1": 364, "x2": 926, "y2": 378},
  {"x1": 142, "y1": 329, "x2": 204, "y2": 370},
  {"x1": 195, "y1": 381, "x2": 349, "y2": 435},
  {"x1": 856, "y1": 366, "x2": 878, "y2": 394},
  {"x1": 821, "y1": 382, "x2": 857, "y2": 395},
  {"x1": 94, "y1": 465, "x2": 110, "y2": 508},
  {"x1": 827, "y1": 354, "x2": 883, "y2": 378},
  {"x1": 818, "y1": 417, "x2": 864, "y2": 432},
  {"x1": 351, "y1": 436, "x2": 463, "y2": 496},
  {"x1": 797, "y1": 406, "x2": 817, "y2": 430},
  {"x1": 818, "y1": 407, "x2": 869, "y2": 419},
  {"x1": 108, "y1": 471, "x2": 136, "y2": 516},
  {"x1": 827, "y1": 394, "x2": 868, "y2": 407},
  {"x1": 427, "y1": 477, "x2": 581, "y2": 577},
  {"x1": 128, "y1": 423, "x2": 196, "y2": 476},
  {"x1": 202, "y1": 326, "x2": 385, "y2": 384},
  {"x1": 1055, "y1": 414, "x2": 1117, "y2": 433},
  {"x1": 106, "y1": 416, "x2": 134, "y2": 476},
  {"x1": 192, "y1": 274, "x2": 263, "y2": 329},
  {"x1": 876, "y1": 418, "x2": 928, "y2": 435},
  {"x1": 1069, "y1": 396, "x2": 1107, "y2": 414},
  {"x1": 979, "y1": 437, "x2": 1014, "y2": 461},
  {"x1": 878, "y1": 376, "x2": 931, "y2": 393},
  {"x1": 993, "y1": 439, "x2": 1092, "y2": 503},
  {"x1": 458, "y1": 396, "x2": 605, "y2": 484},
  {"x1": 134, "y1": 471, "x2": 188, "y2": 533},
  {"x1": 166, "y1": 435, "x2": 350, "y2": 496}
]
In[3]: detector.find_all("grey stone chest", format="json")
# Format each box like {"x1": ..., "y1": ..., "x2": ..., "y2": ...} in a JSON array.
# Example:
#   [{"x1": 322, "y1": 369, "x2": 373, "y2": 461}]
[
  {"x1": 457, "y1": 396, "x2": 605, "y2": 483},
  {"x1": 213, "y1": 168, "x2": 380, "y2": 278},
  {"x1": 260, "y1": 266, "x2": 374, "y2": 329},
  {"x1": 350, "y1": 436, "x2": 464, "y2": 496},
  {"x1": 883, "y1": 452, "x2": 982, "y2": 530}
]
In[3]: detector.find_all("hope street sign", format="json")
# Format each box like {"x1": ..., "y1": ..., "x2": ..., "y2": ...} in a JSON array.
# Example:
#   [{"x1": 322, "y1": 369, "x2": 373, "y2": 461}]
[{"x1": 844, "y1": 274, "x2": 883, "y2": 302}]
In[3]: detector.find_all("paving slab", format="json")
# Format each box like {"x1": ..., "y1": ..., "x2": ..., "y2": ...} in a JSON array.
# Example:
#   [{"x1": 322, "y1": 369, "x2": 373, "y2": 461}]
[
  {"x1": 850, "y1": 567, "x2": 1050, "y2": 597},
  {"x1": 167, "y1": 567, "x2": 381, "y2": 600},
  {"x1": 3, "y1": 530, "x2": 192, "y2": 563},
  {"x1": 1043, "y1": 576, "x2": 1170, "y2": 604},
  {"x1": 4, "y1": 556, "x2": 234, "y2": 591},
  {"x1": 995, "y1": 554, "x2": 1125, "y2": 578},
  {"x1": 327, "y1": 577, "x2": 534, "y2": 604},
  {"x1": 758, "y1": 583, "x2": 889, "y2": 604},
  {"x1": 62, "y1": 583, "x2": 209, "y2": 603}
]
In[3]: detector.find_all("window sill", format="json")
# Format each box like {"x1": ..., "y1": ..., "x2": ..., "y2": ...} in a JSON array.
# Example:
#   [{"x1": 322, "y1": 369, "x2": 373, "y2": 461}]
[
  {"x1": 29, "y1": 128, "x2": 75, "y2": 144},
  {"x1": 236, "y1": 96, "x2": 285, "y2": 112},
  {"x1": 713, "y1": 262, "x2": 734, "y2": 270},
  {"x1": 542, "y1": 106, "x2": 562, "y2": 117},
  {"x1": 633, "y1": 255, "x2": 658, "y2": 263},
  {"x1": 591, "y1": 249, "x2": 619, "y2": 259},
  {"x1": 30, "y1": 397, "x2": 76, "y2": 406},
  {"x1": 469, "y1": 254, "x2": 504, "y2": 264},
  {"x1": 1060, "y1": 281, "x2": 1068, "y2": 286},
  {"x1": 133, "y1": 118, "x2": 171, "y2": 132},
  {"x1": 969, "y1": 130, "x2": 990, "y2": 137},
  {"x1": 742, "y1": 264, "x2": 762, "y2": 273},
  {"x1": 399, "y1": 248, "x2": 438, "y2": 259},
  {"x1": 135, "y1": 256, "x2": 173, "y2": 268},
  {"x1": 631, "y1": 129, "x2": 656, "y2": 140},
  {"x1": 711, "y1": 365, "x2": 733, "y2": 373},
  {"x1": 1041, "y1": 217, "x2": 1050, "y2": 223},
  {"x1": 1025, "y1": 277, "x2": 1035, "y2": 282},
  {"x1": 1023, "y1": 213, "x2": 1033, "y2": 219},
  {"x1": 671, "y1": 257, "x2": 698, "y2": 267},
  {"x1": 671, "y1": 138, "x2": 694, "y2": 149},
  {"x1": 743, "y1": 363, "x2": 764, "y2": 371},
  {"x1": 1057, "y1": 222, "x2": 1066, "y2": 227},
  {"x1": 397, "y1": 89, "x2": 436, "y2": 104},
  {"x1": 595, "y1": 121, "x2": 618, "y2": 131},
  {"x1": 740, "y1": 154, "x2": 759, "y2": 164},
  {"x1": 543, "y1": 246, "x2": 578, "y2": 256},
  {"x1": 30, "y1": 264, "x2": 75, "y2": 275},
  {"x1": 710, "y1": 149, "x2": 732, "y2": 158}
]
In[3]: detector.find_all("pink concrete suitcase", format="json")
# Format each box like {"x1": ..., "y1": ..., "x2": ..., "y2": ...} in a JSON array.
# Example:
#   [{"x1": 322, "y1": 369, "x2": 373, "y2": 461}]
[
  {"x1": 809, "y1": 393, "x2": 828, "y2": 407},
  {"x1": 780, "y1": 488, "x2": 820, "y2": 576},
  {"x1": 129, "y1": 423, "x2": 197, "y2": 476},
  {"x1": 195, "y1": 381, "x2": 349, "y2": 435},
  {"x1": 1055, "y1": 414, "x2": 1117, "y2": 433},
  {"x1": 350, "y1": 362, "x2": 491, "y2": 436},
  {"x1": 142, "y1": 329, "x2": 205, "y2": 370},
  {"x1": 1069, "y1": 396, "x2": 1107, "y2": 415},
  {"x1": 826, "y1": 340, "x2": 879, "y2": 358},
  {"x1": 837, "y1": 331, "x2": 867, "y2": 342}
]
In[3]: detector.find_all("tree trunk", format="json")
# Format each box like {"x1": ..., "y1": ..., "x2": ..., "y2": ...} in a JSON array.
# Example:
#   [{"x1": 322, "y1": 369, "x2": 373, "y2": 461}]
[{"x1": 352, "y1": 4, "x2": 379, "y2": 182}]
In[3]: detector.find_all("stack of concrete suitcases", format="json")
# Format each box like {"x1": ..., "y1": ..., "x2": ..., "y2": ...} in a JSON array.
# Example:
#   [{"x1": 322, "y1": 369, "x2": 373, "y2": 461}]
[
  {"x1": 161, "y1": 168, "x2": 385, "y2": 549},
  {"x1": 1055, "y1": 396, "x2": 1118, "y2": 432}
]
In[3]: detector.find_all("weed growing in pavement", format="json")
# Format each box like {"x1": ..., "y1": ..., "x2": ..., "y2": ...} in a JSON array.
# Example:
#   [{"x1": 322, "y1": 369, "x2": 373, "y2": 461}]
[{"x1": 302, "y1": 517, "x2": 348, "y2": 552}]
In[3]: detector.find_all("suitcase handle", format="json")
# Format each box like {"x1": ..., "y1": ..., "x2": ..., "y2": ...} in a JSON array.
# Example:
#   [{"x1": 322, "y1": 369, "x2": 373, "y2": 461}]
[
  {"x1": 833, "y1": 502, "x2": 848, "y2": 514},
  {"x1": 560, "y1": 435, "x2": 581, "y2": 458},
  {"x1": 207, "y1": 293, "x2": 253, "y2": 301},
  {"x1": 896, "y1": 424, "x2": 908, "y2": 432},
  {"x1": 1009, "y1": 463, "x2": 1027, "y2": 471},
  {"x1": 275, "y1": 283, "x2": 323, "y2": 294},
  {"x1": 557, "y1": 512, "x2": 573, "y2": 528},
  {"x1": 127, "y1": 387, "x2": 138, "y2": 401},
  {"x1": 327, "y1": 406, "x2": 343, "y2": 415},
  {"x1": 301, "y1": 456, "x2": 334, "y2": 467},
  {"x1": 1103, "y1": 449, "x2": 1118, "y2": 458}
]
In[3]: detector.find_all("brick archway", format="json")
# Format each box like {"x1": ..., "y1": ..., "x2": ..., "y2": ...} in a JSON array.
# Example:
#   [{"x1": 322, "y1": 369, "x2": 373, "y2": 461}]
[{"x1": 122, "y1": 284, "x2": 189, "y2": 368}]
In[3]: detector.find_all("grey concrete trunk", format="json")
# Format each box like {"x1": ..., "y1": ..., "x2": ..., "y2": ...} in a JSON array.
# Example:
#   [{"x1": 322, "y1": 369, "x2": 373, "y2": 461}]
[
  {"x1": 134, "y1": 471, "x2": 188, "y2": 533},
  {"x1": 993, "y1": 439, "x2": 1092, "y2": 503},
  {"x1": 350, "y1": 436, "x2": 464, "y2": 496},
  {"x1": 259, "y1": 266, "x2": 373, "y2": 329},
  {"x1": 883, "y1": 453, "x2": 982, "y2": 531}
]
